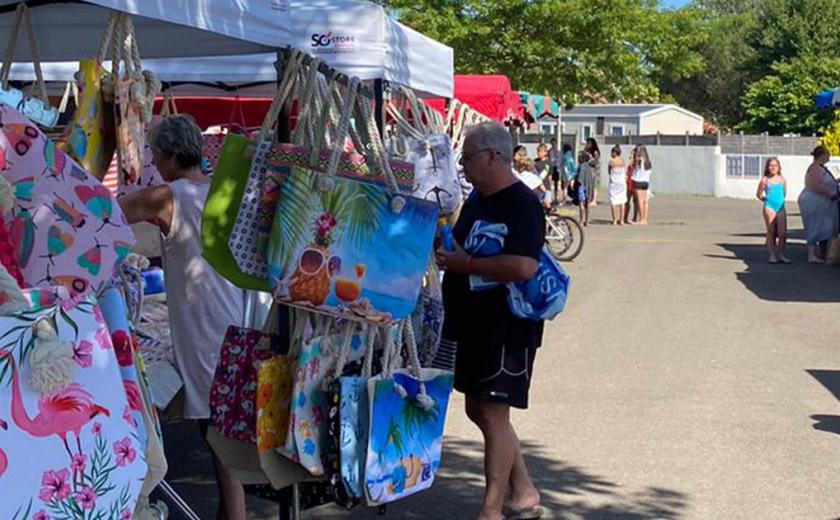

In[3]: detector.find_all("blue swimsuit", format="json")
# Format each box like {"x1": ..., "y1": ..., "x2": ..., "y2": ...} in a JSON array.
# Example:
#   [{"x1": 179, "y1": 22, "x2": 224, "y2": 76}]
[{"x1": 764, "y1": 181, "x2": 785, "y2": 213}]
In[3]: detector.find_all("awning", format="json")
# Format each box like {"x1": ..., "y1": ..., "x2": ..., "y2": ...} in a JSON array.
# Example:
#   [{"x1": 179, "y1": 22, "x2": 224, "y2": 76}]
[
  {"x1": 519, "y1": 91, "x2": 560, "y2": 121},
  {"x1": 424, "y1": 75, "x2": 525, "y2": 124},
  {"x1": 2, "y1": 0, "x2": 454, "y2": 97}
]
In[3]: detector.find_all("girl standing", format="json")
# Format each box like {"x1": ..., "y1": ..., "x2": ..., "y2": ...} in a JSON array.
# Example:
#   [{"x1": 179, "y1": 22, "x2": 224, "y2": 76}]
[
  {"x1": 607, "y1": 145, "x2": 627, "y2": 225},
  {"x1": 756, "y1": 157, "x2": 790, "y2": 264},
  {"x1": 632, "y1": 145, "x2": 652, "y2": 225},
  {"x1": 585, "y1": 138, "x2": 601, "y2": 206}
]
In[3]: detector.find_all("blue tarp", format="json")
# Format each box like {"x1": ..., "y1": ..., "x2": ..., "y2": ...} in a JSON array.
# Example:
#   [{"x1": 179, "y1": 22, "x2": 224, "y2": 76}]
[{"x1": 815, "y1": 89, "x2": 839, "y2": 110}]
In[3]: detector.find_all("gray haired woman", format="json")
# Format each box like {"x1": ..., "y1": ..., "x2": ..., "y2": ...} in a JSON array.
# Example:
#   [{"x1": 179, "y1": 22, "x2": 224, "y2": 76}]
[{"x1": 118, "y1": 115, "x2": 248, "y2": 520}]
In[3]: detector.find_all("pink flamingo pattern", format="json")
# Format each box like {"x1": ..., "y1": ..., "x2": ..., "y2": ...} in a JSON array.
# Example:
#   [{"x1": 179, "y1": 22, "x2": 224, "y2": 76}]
[
  {"x1": 0, "y1": 350, "x2": 110, "y2": 463},
  {"x1": 0, "y1": 418, "x2": 7, "y2": 479}
]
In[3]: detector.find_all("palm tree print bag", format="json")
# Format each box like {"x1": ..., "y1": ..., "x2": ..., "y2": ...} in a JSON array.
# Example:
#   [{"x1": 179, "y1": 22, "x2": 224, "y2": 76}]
[
  {"x1": 267, "y1": 76, "x2": 438, "y2": 326},
  {"x1": 364, "y1": 320, "x2": 453, "y2": 506}
]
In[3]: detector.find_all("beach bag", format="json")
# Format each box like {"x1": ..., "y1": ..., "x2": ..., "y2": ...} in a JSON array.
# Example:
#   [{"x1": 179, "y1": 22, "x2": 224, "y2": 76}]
[
  {"x1": 268, "y1": 77, "x2": 436, "y2": 326},
  {"x1": 0, "y1": 275, "x2": 146, "y2": 518},
  {"x1": 0, "y1": 4, "x2": 58, "y2": 129},
  {"x1": 364, "y1": 320, "x2": 454, "y2": 506},
  {"x1": 58, "y1": 14, "x2": 121, "y2": 180},
  {"x1": 111, "y1": 14, "x2": 159, "y2": 191},
  {"x1": 0, "y1": 103, "x2": 136, "y2": 296},
  {"x1": 202, "y1": 100, "x2": 251, "y2": 175},
  {"x1": 280, "y1": 318, "x2": 366, "y2": 476},
  {"x1": 209, "y1": 320, "x2": 285, "y2": 443},
  {"x1": 326, "y1": 325, "x2": 381, "y2": 508},
  {"x1": 388, "y1": 88, "x2": 461, "y2": 214}
]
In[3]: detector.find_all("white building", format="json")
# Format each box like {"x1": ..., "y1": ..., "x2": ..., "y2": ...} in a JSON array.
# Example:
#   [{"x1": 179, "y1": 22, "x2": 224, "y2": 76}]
[{"x1": 532, "y1": 104, "x2": 705, "y2": 142}]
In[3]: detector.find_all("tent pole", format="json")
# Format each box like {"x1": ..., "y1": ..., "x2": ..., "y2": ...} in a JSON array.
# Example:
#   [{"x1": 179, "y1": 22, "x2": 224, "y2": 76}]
[{"x1": 374, "y1": 79, "x2": 387, "y2": 138}]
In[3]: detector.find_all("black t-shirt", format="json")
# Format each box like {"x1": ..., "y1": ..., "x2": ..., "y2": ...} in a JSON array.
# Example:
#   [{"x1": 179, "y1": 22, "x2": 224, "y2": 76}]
[{"x1": 442, "y1": 182, "x2": 546, "y2": 351}]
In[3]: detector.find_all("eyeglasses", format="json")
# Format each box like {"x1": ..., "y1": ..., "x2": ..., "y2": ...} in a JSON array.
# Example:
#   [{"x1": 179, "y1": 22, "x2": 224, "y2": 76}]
[
  {"x1": 298, "y1": 247, "x2": 342, "y2": 277},
  {"x1": 460, "y1": 148, "x2": 497, "y2": 163}
]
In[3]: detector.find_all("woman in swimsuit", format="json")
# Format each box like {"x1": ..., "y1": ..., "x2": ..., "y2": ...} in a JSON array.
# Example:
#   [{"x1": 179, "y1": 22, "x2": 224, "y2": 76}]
[{"x1": 756, "y1": 156, "x2": 791, "y2": 264}]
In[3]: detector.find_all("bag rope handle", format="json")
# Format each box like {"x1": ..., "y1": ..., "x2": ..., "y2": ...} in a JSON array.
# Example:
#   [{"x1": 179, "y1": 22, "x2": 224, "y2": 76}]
[
  {"x1": 0, "y1": 4, "x2": 49, "y2": 104},
  {"x1": 259, "y1": 50, "x2": 303, "y2": 140}
]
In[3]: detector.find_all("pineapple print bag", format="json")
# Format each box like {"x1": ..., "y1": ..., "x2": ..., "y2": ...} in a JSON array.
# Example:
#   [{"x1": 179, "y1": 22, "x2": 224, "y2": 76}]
[{"x1": 267, "y1": 76, "x2": 438, "y2": 326}]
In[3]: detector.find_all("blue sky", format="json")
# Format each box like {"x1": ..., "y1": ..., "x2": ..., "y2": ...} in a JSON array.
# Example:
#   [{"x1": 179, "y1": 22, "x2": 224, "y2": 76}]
[{"x1": 660, "y1": 0, "x2": 690, "y2": 7}]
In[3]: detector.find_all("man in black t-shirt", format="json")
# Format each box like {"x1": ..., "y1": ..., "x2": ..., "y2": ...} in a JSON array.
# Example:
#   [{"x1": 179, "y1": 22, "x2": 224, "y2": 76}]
[{"x1": 437, "y1": 122, "x2": 546, "y2": 520}]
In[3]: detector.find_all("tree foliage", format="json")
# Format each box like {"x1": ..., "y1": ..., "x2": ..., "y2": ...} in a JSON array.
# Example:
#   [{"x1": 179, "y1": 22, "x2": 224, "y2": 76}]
[
  {"x1": 739, "y1": 57, "x2": 840, "y2": 135},
  {"x1": 383, "y1": 0, "x2": 704, "y2": 104}
]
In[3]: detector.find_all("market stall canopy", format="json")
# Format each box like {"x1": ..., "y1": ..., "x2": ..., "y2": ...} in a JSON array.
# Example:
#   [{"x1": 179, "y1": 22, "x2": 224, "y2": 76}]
[
  {"x1": 815, "y1": 88, "x2": 840, "y2": 110},
  {"x1": 4, "y1": 0, "x2": 454, "y2": 97},
  {"x1": 519, "y1": 91, "x2": 560, "y2": 122},
  {"x1": 424, "y1": 75, "x2": 525, "y2": 124}
]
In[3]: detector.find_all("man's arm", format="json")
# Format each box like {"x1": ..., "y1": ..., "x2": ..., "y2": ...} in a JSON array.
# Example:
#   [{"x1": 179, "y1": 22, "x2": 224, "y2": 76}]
[
  {"x1": 436, "y1": 245, "x2": 538, "y2": 283},
  {"x1": 117, "y1": 185, "x2": 175, "y2": 236}
]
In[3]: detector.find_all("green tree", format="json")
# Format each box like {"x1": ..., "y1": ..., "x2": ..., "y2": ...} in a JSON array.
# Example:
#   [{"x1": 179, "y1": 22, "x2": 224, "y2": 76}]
[
  {"x1": 750, "y1": 0, "x2": 840, "y2": 73},
  {"x1": 659, "y1": 2, "x2": 758, "y2": 129},
  {"x1": 383, "y1": 0, "x2": 704, "y2": 104},
  {"x1": 739, "y1": 56, "x2": 840, "y2": 135},
  {"x1": 820, "y1": 110, "x2": 840, "y2": 155}
]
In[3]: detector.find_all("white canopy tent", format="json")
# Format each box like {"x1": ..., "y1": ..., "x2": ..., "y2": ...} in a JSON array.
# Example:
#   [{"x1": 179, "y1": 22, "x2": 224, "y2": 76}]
[{"x1": 3, "y1": 0, "x2": 454, "y2": 97}]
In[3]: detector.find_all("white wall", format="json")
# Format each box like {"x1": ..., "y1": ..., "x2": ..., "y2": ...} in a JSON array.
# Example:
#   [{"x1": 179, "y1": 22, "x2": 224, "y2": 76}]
[
  {"x1": 598, "y1": 144, "x2": 718, "y2": 196},
  {"x1": 716, "y1": 155, "x2": 811, "y2": 201}
]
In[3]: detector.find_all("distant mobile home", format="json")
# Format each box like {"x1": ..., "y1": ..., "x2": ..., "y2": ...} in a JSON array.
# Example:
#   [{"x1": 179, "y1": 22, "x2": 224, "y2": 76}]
[{"x1": 530, "y1": 104, "x2": 705, "y2": 142}]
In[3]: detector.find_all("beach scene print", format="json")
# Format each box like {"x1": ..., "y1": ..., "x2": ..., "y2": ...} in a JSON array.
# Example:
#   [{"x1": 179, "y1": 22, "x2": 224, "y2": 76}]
[
  {"x1": 364, "y1": 370, "x2": 454, "y2": 504},
  {"x1": 268, "y1": 166, "x2": 438, "y2": 325}
]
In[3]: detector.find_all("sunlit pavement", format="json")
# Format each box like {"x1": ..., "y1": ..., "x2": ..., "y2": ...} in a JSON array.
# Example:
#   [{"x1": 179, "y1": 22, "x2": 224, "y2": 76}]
[{"x1": 158, "y1": 196, "x2": 840, "y2": 519}]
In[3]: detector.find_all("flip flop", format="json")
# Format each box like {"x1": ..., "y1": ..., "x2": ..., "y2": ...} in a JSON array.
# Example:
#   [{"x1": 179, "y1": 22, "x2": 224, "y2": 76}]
[{"x1": 503, "y1": 505, "x2": 548, "y2": 519}]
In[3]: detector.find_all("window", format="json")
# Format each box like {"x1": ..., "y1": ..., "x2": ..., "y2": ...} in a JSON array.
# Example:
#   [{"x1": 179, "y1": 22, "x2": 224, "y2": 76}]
[
  {"x1": 540, "y1": 123, "x2": 556, "y2": 135},
  {"x1": 581, "y1": 124, "x2": 593, "y2": 143},
  {"x1": 726, "y1": 155, "x2": 764, "y2": 178},
  {"x1": 610, "y1": 124, "x2": 625, "y2": 136}
]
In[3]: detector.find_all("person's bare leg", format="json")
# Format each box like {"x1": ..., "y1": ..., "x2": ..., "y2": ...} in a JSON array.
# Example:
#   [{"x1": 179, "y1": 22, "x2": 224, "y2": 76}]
[
  {"x1": 763, "y1": 207, "x2": 778, "y2": 262},
  {"x1": 777, "y1": 209, "x2": 790, "y2": 262},
  {"x1": 623, "y1": 195, "x2": 631, "y2": 223},
  {"x1": 638, "y1": 190, "x2": 648, "y2": 224},
  {"x1": 506, "y1": 433, "x2": 539, "y2": 512},
  {"x1": 466, "y1": 397, "x2": 537, "y2": 520},
  {"x1": 213, "y1": 454, "x2": 246, "y2": 520},
  {"x1": 807, "y1": 244, "x2": 824, "y2": 263}
]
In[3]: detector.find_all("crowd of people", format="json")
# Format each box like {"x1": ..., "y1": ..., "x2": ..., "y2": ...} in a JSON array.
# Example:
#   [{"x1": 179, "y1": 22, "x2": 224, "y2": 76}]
[{"x1": 512, "y1": 138, "x2": 653, "y2": 226}]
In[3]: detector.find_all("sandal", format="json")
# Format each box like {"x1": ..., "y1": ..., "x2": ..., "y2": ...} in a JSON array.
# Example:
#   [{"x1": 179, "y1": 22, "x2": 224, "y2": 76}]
[{"x1": 503, "y1": 505, "x2": 548, "y2": 519}]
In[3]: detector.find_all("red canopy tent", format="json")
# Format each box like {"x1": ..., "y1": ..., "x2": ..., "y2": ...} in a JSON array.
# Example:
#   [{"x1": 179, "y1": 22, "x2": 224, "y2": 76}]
[
  {"x1": 424, "y1": 75, "x2": 526, "y2": 125},
  {"x1": 151, "y1": 96, "x2": 272, "y2": 130}
]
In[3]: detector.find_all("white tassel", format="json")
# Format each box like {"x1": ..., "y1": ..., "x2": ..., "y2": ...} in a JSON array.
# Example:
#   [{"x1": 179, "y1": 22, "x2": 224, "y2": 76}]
[
  {"x1": 28, "y1": 319, "x2": 75, "y2": 396},
  {"x1": 393, "y1": 382, "x2": 408, "y2": 399},
  {"x1": 415, "y1": 391, "x2": 435, "y2": 411}
]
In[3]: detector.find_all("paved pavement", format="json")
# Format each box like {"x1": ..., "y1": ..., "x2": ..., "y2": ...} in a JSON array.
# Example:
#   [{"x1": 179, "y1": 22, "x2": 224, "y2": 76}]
[{"x1": 156, "y1": 195, "x2": 840, "y2": 519}]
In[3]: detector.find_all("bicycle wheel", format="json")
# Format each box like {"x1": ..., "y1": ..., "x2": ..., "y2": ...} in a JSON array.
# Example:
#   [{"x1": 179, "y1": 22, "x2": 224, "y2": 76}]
[{"x1": 546, "y1": 214, "x2": 584, "y2": 261}]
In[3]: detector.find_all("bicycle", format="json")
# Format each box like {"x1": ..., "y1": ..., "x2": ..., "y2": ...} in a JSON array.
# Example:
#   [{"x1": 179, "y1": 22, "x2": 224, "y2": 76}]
[{"x1": 545, "y1": 205, "x2": 584, "y2": 261}]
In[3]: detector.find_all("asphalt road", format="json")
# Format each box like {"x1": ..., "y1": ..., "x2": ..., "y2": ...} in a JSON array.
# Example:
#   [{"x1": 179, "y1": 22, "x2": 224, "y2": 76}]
[{"x1": 156, "y1": 195, "x2": 840, "y2": 519}]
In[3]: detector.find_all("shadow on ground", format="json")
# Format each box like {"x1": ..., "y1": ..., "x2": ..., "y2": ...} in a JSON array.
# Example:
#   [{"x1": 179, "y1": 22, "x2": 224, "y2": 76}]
[
  {"x1": 807, "y1": 370, "x2": 840, "y2": 437},
  {"x1": 154, "y1": 421, "x2": 689, "y2": 519},
  {"x1": 709, "y1": 243, "x2": 840, "y2": 303}
]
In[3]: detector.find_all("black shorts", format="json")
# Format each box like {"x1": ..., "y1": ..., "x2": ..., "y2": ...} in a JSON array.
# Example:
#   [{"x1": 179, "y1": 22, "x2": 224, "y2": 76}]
[
  {"x1": 454, "y1": 341, "x2": 537, "y2": 409},
  {"x1": 551, "y1": 167, "x2": 560, "y2": 182},
  {"x1": 634, "y1": 181, "x2": 649, "y2": 190}
]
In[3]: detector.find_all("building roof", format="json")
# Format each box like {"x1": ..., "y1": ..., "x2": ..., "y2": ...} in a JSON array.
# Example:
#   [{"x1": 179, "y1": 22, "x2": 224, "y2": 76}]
[{"x1": 560, "y1": 104, "x2": 702, "y2": 121}]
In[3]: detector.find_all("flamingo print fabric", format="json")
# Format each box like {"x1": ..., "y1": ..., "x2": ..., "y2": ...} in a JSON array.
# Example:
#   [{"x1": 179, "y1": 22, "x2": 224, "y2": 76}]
[
  {"x1": 0, "y1": 104, "x2": 136, "y2": 296},
  {"x1": 0, "y1": 292, "x2": 146, "y2": 518}
]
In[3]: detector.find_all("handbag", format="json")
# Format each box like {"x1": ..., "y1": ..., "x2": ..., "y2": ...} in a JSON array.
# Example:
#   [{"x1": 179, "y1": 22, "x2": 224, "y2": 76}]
[
  {"x1": 209, "y1": 312, "x2": 286, "y2": 443},
  {"x1": 827, "y1": 235, "x2": 840, "y2": 265},
  {"x1": 202, "y1": 99, "x2": 251, "y2": 175},
  {"x1": 280, "y1": 317, "x2": 366, "y2": 476},
  {"x1": 111, "y1": 14, "x2": 159, "y2": 191},
  {"x1": 0, "y1": 4, "x2": 59, "y2": 128},
  {"x1": 0, "y1": 102, "x2": 136, "y2": 296},
  {"x1": 364, "y1": 320, "x2": 454, "y2": 505},
  {"x1": 0, "y1": 272, "x2": 147, "y2": 518},
  {"x1": 58, "y1": 14, "x2": 120, "y2": 180},
  {"x1": 388, "y1": 87, "x2": 461, "y2": 215},
  {"x1": 268, "y1": 76, "x2": 437, "y2": 326}
]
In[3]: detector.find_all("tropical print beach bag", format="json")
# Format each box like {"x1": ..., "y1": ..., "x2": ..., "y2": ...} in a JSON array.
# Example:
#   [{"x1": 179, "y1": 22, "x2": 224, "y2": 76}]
[
  {"x1": 267, "y1": 78, "x2": 436, "y2": 326},
  {"x1": 0, "y1": 103, "x2": 136, "y2": 297},
  {"x1": 364, "y1": 320, "x2": 454, "y2": 506},
  {"x1": 58, "y1": 13, "x2": 121, "y2": 180},
  {"x1": 0, "y1": 278, "x2": 146, "y2": 519}
]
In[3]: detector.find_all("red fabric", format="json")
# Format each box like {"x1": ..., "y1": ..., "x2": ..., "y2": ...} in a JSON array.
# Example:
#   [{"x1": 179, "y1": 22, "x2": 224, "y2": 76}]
[
  {"x1": 424, "y1": 75, "x2": 526, "y2": 125},
  {"x1": 152, "y1": 97, "x2": 273, "y2": 131},
  {"x1": 0, "y1": 215, "x2": 24, "y2": 287}
]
